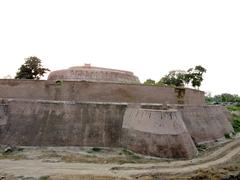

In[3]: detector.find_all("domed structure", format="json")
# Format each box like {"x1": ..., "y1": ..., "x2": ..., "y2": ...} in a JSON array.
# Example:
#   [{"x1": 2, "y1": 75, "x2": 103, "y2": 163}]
[{"x1": 48, "y1": 64, "x2": 140, "y2": 84}]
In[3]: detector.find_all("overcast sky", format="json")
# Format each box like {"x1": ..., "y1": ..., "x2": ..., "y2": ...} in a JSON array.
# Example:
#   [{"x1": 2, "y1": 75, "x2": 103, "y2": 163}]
[{"x1": 0, "y1": 0, "x2": 239, "y2": 95}]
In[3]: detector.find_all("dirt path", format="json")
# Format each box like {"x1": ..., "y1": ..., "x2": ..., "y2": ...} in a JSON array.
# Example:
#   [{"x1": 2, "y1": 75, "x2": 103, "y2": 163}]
[{"x1": 0, "y1": 138, "x2": 240, "y2": 179}]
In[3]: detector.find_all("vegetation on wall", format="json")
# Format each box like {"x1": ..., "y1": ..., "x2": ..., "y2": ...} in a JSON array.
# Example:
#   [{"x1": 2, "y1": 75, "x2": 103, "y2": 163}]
[
  {"x1": 15, "y1": 56, "x2": 50, "y2": 80},
  {"x1": 143, "y1": 65, "x2": 206, "y2": 89}
]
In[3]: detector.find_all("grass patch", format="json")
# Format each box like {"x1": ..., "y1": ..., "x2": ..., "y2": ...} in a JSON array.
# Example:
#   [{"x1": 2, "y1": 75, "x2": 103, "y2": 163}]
[
  {"x1": 61, "y1": 153, "x2": 143, "y2": 164},
  {"x1": 39, "y1": 150, "x2": 61, "y2": 159},
  {"x1": 39, "y1": 176, "x2": 50, "y2": 180},
  {"x1": 61, "y1": 154, "x2": 101, "y2": 163},
  {"x1": 227, "y1": 105, "x2": 240, "y2": 133},
  {"x1": 196, "y1": 144, "x2": 207, "y2": 152},
  {"x1": 0, "y1": 147, "x2": 26, "y2": 160},
  {"x1": 49, "y1": 175, "x2": 127, "y2": 180},
  {"x1": 224, "y1": 133, "x2": 231, "y2": 139},
  {"x1": 92, "y1": 147, "x2": 102, "y2": 152},
  {"x1": 227, "y1": 105, "x2": 240, "y2": 112},
  {"x1": 0, "y1": 153, "x2": 26, "y2": 160},
  {"x1": 60, "y1": 148, "x2": 158, "y2": 164},
  {"x1": 121, "y1": 149, "x2": 141, "y2": 162},
  {"x1": 232, "y1": 114, "x2": 240, "y2": 133},
  {"x1": 86, "y1": 147, "x2": 102, "y2": 154}
]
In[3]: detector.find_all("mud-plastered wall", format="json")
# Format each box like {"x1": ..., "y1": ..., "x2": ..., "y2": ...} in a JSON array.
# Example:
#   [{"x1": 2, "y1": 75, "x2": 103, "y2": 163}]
[
  {"x1": 0, "y1": 99, "x2": 127, "y2": 147},
  {"x1": 121, "y1": 107, "x2": 198, "y2": 158},
  {"x1": 0, "y1": 103, "x2": 8, "y2": 126},
  {"x1": 0, "y1": 79, "x2": 205, "y2": 105},
  {"x1": 0, "y1": 99, "x2": 234, "y2": 159},
  {"x1": 177, "y1": 105, "x2": 234, "y2": 144}
]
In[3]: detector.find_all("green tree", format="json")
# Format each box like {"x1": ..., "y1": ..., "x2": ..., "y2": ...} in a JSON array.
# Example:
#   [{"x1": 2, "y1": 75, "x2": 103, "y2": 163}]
[
  {"x1": 187, "y1": 65, "x2": 207, "y2": 89},
  {"x1": 143, "y1": 65, "x2": 206, "y2": 89},
  {"x1": 215, "y1": 93, "x2": 238, "y2": 103},
  {"x1": 15, "y1": 56, "x2": 50, "y2": 80},
  {"x1": 207, "y1": 93, "x2": 240, "y2": 104},
  {"x1": 143, "y1": 79, "x2": 156, "y2": 85},
  {"x1": 159, "y1": 70, "x2": 186, "y2": 87}
]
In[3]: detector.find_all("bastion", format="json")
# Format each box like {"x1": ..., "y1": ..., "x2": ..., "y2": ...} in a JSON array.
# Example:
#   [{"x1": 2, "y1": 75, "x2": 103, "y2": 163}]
[
  {"x1": 0, "y1": 65, "x2": 234, "y2": 159},
  {"x1": 48, "y1": 64, "x2": 140, "y2": 84}
]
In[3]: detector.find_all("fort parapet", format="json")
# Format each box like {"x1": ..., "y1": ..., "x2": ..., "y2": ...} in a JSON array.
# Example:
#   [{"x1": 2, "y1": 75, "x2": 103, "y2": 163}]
[{"x1": 0, "y1": 79, "x2": 204, "y2": 105}]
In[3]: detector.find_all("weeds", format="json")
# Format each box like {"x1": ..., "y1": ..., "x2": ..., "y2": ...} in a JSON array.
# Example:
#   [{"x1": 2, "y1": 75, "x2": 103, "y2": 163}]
[
  {"x1": 39, "y1": 176, "x2": 49, "y2": 180},
  {"x1": 196, "y1": 144, "x2": 207, "y2": 152},
  {"x1": 224, "y1": 133, "x2": 231, "y2": 139},
  {"x1": 232, "y1": 115, "x2": 240, "y2": 133},
  {"x1": 227, "y1": 105, "x2": 240, "y2": 112}
]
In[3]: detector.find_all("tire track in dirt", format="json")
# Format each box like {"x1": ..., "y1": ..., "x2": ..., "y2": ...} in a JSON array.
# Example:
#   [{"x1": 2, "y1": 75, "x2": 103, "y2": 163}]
[
  {"x1": 111, "y1": 138, "x2": 240, "y2": 171},
  {"x1": 0, "y1": 138, "x2": 240, "y2": 179},
  {"x1": 115, "y1": 143, "x2": 240, "y2": 178}
]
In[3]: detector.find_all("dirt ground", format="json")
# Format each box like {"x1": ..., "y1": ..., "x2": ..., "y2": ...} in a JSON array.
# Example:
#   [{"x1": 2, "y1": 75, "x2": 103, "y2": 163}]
[{"x1": 0, "y1": 136, "x2": 240, "y2": 180}]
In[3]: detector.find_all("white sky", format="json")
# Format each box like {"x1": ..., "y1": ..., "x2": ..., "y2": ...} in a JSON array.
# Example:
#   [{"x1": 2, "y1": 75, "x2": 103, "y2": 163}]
[{"x1": 0, "y1": 0, "x2": 239, "y2": 95}]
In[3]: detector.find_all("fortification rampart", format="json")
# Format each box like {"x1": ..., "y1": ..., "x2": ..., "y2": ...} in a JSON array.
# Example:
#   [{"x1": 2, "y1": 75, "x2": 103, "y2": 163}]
[
  {"x1": 0, "y1": 103, "x2": 7, "y2": 126},
  {"x1": 0, "y1": 98, "x2": 234, "y2": 158},
  {"x1": 176, "y1": 105, "x2": 234, "y2": 144},
  {"x1": 0, "y1": 79, "x2": 233, "y2": 159},
  {"x1": 0, "y1": 79, "x2": 205, "y2": 105},
  {"x1": 121, "y1": 107, "x2": 198, "y2": 158},
  {"x1": 0, "y1": 99, "x2": 126, "y2": 147},
  {"x1": 48, "y1": 65, "x2": 140, "y2": 84}
]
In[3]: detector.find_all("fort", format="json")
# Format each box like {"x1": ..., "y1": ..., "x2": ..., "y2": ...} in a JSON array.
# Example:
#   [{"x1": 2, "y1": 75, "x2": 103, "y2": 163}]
[{"x1": 0, "y1": 64, "x2": 234, "y2": 159}]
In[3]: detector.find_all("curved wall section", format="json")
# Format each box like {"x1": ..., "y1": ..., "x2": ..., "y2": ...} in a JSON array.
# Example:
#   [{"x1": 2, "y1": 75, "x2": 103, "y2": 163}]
[
  {"x1": 121, "y1": 107, "x2": 198, "y2": 158},
  {"x1": 48, "y1": 65, "x2": 140, "y2": 84}
]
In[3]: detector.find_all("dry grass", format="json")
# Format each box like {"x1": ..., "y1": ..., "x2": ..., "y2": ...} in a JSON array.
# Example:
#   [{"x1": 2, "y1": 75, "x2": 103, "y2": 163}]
[
  {"x1": 0, "y1": 153, "x2": 26, "y2": 160},
  {"x1": 61, "y1": 153, "x2": 159, "y2": 164},
  {"x1": 143, "y1": 154, "x2": 240, "y2": 180},
  {"x1": 37, "y1": 148, "x2": 161, "y2": 164},
  {"x1": 48, "y1": 175, "x2": 127, "y2": 180}
]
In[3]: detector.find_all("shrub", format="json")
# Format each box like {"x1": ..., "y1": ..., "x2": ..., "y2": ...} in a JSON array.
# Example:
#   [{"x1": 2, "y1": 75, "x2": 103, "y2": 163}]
[
  {"x1": 232, "y1": 115, "x2": 240, "y2": 133},
  {"x1": 224, "y1": 133, "x2": 231, "y2": 139},
  {"x1": 227, "y1": 105, "x2": 240, "y2": 112}
]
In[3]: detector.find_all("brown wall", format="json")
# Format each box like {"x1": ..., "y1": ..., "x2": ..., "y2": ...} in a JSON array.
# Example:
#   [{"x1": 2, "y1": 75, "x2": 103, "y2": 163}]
[
  {"x1": 177, "y1": 105, "x2": 234, "y2": 143},
  {"x1": 184, "y1": 88, "x2": 205, "y2": 105},
  {"x1": 121, "y1": 108, "x2": 198, "y2": 158},
  {"x1": 0, "y1": 79, "x2": 205, "y2": 105},
  {"x1": 0, "y1": 99, "x2": 234, "y2": 158},
  {"x1": 0, "y1": 99, "x2": 126, "y2": 147},
  {"x1": 0, "y1": 104, "x2": 7, "y2": 126}
]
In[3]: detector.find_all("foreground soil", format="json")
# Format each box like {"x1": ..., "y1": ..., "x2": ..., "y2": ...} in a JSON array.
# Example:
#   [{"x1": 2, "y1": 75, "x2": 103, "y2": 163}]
[{"x1": 0, "y1": 137, "x2": 240, "y2": 180}]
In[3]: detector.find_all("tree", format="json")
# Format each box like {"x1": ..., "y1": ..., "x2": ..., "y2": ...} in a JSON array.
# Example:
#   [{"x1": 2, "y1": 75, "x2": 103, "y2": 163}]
[
  {"x1": 15, "y1": 56, "x2": 50, "y2": 80},
  {"x1": 143, "y1": 65, "x2": 206, "y2": 89},
  {"x1": 217, "y1": 93, "x2": 237, "y2": 102},
  {"x1": 206, "y1": 93, "x2": 240, "y2": 104},
  {"x1": 187, "y1": 65, "x2": 207, "y2": 89},
  {"x1": 158, "y1": 70, "x2": 187, "y2": 87},
  {"x1": 143, "y1": 79, "x2": 156, "y2": 85}
]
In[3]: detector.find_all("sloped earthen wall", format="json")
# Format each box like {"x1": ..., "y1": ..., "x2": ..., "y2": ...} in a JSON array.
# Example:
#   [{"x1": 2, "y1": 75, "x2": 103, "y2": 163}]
[
  {"x1": 0, "y1": 99, "x2": 126, "y2": 147},
  {"x1": 0, "y1": 103, "x2": 8, "y2": 126},
  {"x1": 121, "y1": 107, "x2": 198, "y2": 158},
  {"x1": 0, "y1": 98, "x2": 234, "y2": 159},
  {"x1": 177, "y1": 105, "x2": 234, "y2": 144}
]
